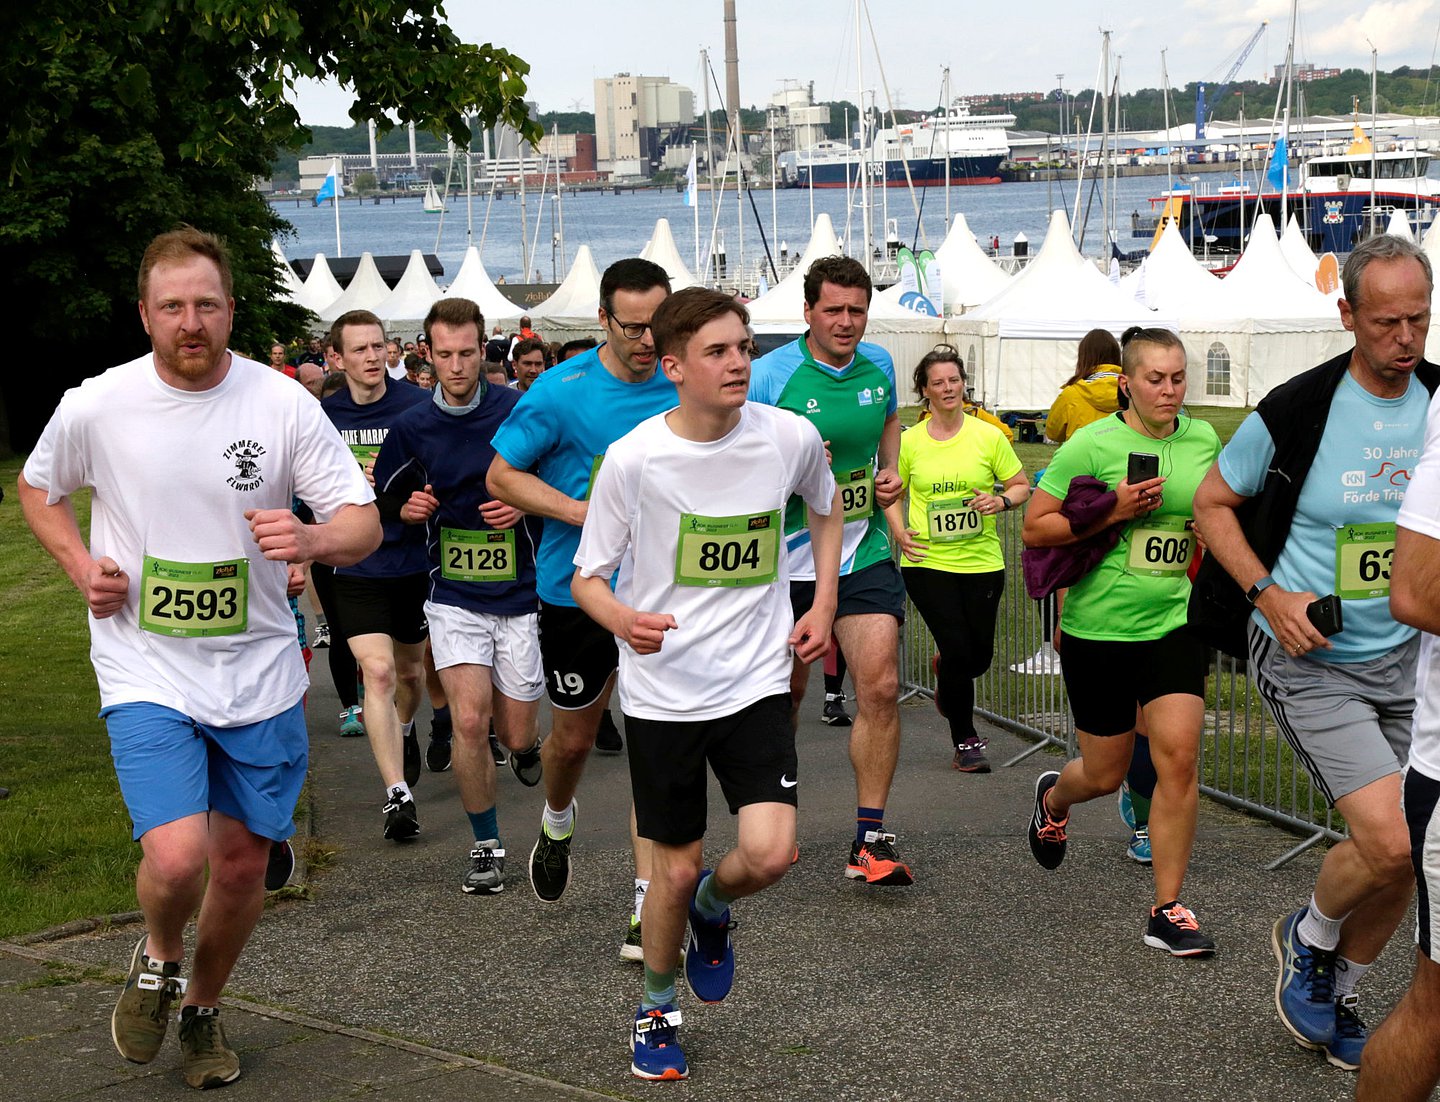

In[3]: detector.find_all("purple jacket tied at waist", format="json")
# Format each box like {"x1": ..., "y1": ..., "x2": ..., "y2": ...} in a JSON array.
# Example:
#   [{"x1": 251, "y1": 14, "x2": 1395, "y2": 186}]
[{"x1": 1021, "y1": 475, "x2": 1121, "y2": 599}]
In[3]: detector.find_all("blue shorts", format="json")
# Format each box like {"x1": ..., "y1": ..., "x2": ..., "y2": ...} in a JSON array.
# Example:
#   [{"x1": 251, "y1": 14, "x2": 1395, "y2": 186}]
[{"x1": 102, "y1": 700, "x2": 308, "y2": 842}]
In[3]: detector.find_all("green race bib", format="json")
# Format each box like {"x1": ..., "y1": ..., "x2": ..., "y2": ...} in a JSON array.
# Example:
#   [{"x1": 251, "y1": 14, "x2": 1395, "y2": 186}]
[
  {"x1": 1125, "y1": 515, "x2": 1195, "y2": 577},
  {"x1": 583, "y1": 454, "x2": 605, "y2": 501},
  {"x1": 926, "y1": 495, "x2": 982, "y2": 543},
  {"x1": 839, "y1": 467, "x2": 874, "y2": 523},
  {"x1": 139, "y1": 555, "x2": 248, "y2": 637},
  {"x1": 1335, "y1": 522, "x2": 1395, "y2": 600},
  {"x1": 347, "y1": 443, "x2": 379, "y2": 469},
  {"x1": 440, "y1": 528, "x2": 517, "y2": 583},
  {"x1": 674, "y1": 511, "x2": 781, "y2": 587}
]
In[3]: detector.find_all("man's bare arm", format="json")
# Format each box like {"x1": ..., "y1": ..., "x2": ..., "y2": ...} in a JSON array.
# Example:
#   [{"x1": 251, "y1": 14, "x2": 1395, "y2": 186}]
[
  {"x1": 487, "y1": 453, "x2": 587, "y2": 527},
  {"x1": 1393, "y1": 525, "x2": 1440, "y2": 634}
]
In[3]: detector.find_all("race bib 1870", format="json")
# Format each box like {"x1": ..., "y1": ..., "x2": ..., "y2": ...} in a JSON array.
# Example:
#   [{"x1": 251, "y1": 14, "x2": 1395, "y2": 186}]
[
  {"x1": 440, "y1": 528, "x2": 517, "y2": 583},
  {"x1": 1125, "y1": 515, "x2": 1195, "y2": 577},
  {"x1": 138, "y1": 555, "x2": 248, "y2": 637},
  {"x1": 674, "y1": 510, "x2": 781, "y2": 587},
  {"x1": 1335, "y1": 522, "x2": 1395, "y2": 600},
  {"x1": 927, "y1": 495, "x2": 982, "y2": 543}
]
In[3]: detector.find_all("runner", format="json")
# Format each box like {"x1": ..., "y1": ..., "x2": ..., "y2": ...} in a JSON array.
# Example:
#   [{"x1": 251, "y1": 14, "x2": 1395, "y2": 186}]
[
  {"x1": 748, "y1": 255, "x2": 912, "y2": 885},
  {"x1": 488, "y1": 258, "x2": 673, "y2": 955},
  {"x1": 1023, "y1": 326, "x2": 1221, "y2": 956},
  {"x1": 374, "y1": 297, "x2": 546, "y2": 894},
  {"x1": 321, "y1": 309, "x2": 431, "y2": 841},
  {"x1": 18, "y1": 227, "x2": 378, "y2": 1088},
  {"x1": 572, "y1": 287, "x2": 841, "y2": 1080},
  {"x1": 886, "y1": 343, "x2": 1029, "y2": 773}
]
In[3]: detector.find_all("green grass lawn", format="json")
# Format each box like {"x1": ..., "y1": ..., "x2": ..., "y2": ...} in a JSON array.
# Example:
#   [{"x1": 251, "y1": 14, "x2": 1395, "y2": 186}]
[{"x1": 0, "y1": 458, "x2": 142, "y2": 938}]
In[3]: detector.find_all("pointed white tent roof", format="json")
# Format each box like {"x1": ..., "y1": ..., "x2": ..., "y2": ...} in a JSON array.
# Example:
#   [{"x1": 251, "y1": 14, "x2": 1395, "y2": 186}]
[
  {"x1": 270, "y1": 241, "x2": 304, "y2": 304},
  {"x1": 1279, "y1": 216, "x2": 1323, "y2": 288},
  {"x1": 293, "y1": 253, "x2": 344, "y2": 315},
  {"x1": 745, "y1": 214, "x2": 843, "y2": 325},
  {"x1": 375, "y1": 250, "x2": 442, "y2": 323},
  {"x1": 877, "y1": 212, "x2": 1011, "y2": 314},
  {"x1": 1387, "y1": 209, "x2": 1416, "y2": 241},
  {"x1": 443, "y1": 247, "x2": 523, "y2": 323},
  {"x1": 1120, "y1": 220, "x2": 1226, "y2": 314},
  {"x1": 531, "y1": 245, "x2": 602, "y2": 322},
  {"x1": 318, "y1": 252, "x2": 391, "y2": 322},
  {"x1": 964, "y1": 210, "x2": 1163, "y2": 334},
  {"x1": 639, "y1": 218, "x2": 698, "y2": 290},
  {"x1": 1213, "y1": 213, "x2": 1337, "y2": 319}
]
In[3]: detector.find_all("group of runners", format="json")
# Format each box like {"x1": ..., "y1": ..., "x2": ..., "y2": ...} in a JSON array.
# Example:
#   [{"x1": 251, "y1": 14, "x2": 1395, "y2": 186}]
[{"x1": 18, "y1": 224, "x2": 1440, "y2": 1096}]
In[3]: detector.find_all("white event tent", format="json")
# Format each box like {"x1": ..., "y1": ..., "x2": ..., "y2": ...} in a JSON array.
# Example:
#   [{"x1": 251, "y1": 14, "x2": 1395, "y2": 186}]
[
  {"x1": 877, "y1": 212, "x2": 1011, "y2": 316},
  {"x1": 293, "y1": 254, "x2": 344, "y2": 316},
  {"x1": 531, "y1": 245, "x2": 603, "y2": 334},
  {"x1": 1279, "y1": 216, "x2": 1322, "y2": 286},
  {"x1": 317, "y1": 252, "x2": 390, "y2": 323},
  {"x1": 639, "y1": 218, "x2": 699, "y2": 290},
  {"x1": 375, "y1": 250, "x2": 441, "y2": 328},
  {"x1": 270, "y1": 241, "x2": 303, "y2": 304},
  {"x1": 443, "y1": 247, "x2": 523, "y2": 326}
]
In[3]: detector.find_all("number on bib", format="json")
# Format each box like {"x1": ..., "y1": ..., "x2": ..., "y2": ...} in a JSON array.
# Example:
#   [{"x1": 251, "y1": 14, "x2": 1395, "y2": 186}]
[
  {"x1": 1125, "y1": 516, "x2": 1195, "y2": 578},
  {"x1": 927, "y1": 496, "x2": 982, "y2": 543},
  {"x1": 840, "y1": 467, "x2": 874, "y2": 523},
  {"x1": 1335, "y1": 522, "x2": 1395, "y2": 600},
  {"x1": 440, "y1": 528, "x2": 518, "y2": 583},
  {"x1": 674, "y1": 511, "x2": 781, "y2": 587},
  {"x1": 139, "y1": 555, "x2": 248, "y2": 637}
]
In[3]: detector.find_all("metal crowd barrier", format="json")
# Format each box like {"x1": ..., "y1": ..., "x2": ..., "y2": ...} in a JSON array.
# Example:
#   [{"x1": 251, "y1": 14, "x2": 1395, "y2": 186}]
[{"x1": 895, "y1": 511, "x2": 1343, "y2": 867}]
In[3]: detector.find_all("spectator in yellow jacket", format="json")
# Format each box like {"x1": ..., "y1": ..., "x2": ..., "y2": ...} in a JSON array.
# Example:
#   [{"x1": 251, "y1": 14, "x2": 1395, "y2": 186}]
[{"x1": 1044, "y1": 329, "x2": 1123, "y2": 444}]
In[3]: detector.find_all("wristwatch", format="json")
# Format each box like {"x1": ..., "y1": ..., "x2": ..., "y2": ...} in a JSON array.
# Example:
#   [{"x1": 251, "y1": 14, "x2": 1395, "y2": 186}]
[{"x1": 1246, "y1": 575, "x2": 1277, "y2": 604}]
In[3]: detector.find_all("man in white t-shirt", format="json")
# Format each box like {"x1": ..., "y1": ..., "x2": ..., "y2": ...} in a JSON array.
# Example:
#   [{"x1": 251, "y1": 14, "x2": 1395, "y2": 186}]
[
  {"x1": 18, "y1": 227, "x2": 379, "y2": 1091},
  {"x1": 1361, "y1": 393, "x2": 1440, "y2": 1100},
  {"x1": 572, "y1": 287, "x2": 841, "y2": 1081}
]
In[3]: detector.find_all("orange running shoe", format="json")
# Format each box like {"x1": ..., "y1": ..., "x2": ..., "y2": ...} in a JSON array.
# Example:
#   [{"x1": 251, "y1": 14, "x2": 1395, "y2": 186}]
[{"x1": 845, "y1": 830, "x2": 914, "y2": 885}]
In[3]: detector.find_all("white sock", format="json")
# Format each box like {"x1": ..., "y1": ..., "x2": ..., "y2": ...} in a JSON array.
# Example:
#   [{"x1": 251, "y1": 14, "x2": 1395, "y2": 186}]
[
  {"x1": 387, "y1": 781, "x2": 414, "y2": 802},
  {"x1": 401, "y1": 720, "x2": 414, "y2": 738},
  {"x1": 634, "y1": 878, "x2": 649, "y2": 920},
  {"x1": 1297, "y1": 894, "x2": 1346, "y2": 951},
  {"x1": 542, "y1": 800, "x2": 575, "y2": 839},
  {"x1": 1334, "y1": 956, "x2": 1373, "y2": 1000}
]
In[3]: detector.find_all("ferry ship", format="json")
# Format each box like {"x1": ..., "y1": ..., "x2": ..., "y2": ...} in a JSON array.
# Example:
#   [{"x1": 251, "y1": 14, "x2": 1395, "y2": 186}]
[{"x1": 777, "y1": 104, "x2": 1013, "y2": 189}]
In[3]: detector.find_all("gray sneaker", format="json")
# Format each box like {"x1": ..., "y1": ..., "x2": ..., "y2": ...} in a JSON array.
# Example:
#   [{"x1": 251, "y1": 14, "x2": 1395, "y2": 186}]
[
  {"x1": 178, "y1": 1005, "x2": 240, "y2": 1089},
  {"x1": 111, "y1": 935, "x2": 185, "y2": 1064},
  {"x1": 462, "y1": 840, "x2": 505, "y2": 894},
  {"x1": 509, "y1": 739, "x2": 543, "y2": 787}
]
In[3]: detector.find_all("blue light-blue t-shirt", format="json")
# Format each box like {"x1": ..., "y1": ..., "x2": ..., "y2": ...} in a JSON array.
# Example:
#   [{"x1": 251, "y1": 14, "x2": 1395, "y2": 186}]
[
  {"x1": 490, "y1": 346, "x2": 678, "y2": 606},
  {"x1": 1218, "y1": 371, "x2": 1426, "y2": 662}
]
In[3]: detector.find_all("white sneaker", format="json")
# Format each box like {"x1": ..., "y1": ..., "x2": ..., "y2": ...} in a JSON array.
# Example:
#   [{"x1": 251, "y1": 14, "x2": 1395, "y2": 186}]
[{"x1": 1010, "y1": 641, "x2": 1061, "y2": 675}]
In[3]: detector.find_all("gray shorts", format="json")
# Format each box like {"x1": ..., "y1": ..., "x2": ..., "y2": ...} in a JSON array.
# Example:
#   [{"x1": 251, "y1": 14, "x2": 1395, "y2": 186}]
[{"x1": 1247, "y1": 621, "x2": 1416, "y2": 806}]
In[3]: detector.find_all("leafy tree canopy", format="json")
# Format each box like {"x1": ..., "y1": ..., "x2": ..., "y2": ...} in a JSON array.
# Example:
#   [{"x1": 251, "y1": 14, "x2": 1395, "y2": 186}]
[{"x1": 0, "y1": 1, "x2": 538, "y2": 450}]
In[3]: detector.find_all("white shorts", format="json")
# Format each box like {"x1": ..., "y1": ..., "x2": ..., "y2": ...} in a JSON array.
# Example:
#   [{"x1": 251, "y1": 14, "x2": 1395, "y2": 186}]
[
  {"x1": 424, "y1": 601, "x2": 544, "y2": 703},
  {"x1": 1404, "y1": 765, "x2": 1440, "y2": 963}
]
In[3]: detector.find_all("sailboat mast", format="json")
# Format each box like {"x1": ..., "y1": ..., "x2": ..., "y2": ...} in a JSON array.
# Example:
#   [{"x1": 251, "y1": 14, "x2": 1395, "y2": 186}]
[{"x1": 855, "y1": 0, "x2": 871, "y2": 277}]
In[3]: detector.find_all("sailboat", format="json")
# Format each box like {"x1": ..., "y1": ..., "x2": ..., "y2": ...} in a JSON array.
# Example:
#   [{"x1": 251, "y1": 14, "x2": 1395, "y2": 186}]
[{"x1": 422, "y1": 181, "x2": 444, "y2": 214}]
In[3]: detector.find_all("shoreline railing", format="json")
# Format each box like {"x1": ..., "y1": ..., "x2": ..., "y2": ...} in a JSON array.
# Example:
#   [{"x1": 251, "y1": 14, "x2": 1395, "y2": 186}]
[{"x1": 896, "y1": 512, "x2": 1343, "y2": 867}]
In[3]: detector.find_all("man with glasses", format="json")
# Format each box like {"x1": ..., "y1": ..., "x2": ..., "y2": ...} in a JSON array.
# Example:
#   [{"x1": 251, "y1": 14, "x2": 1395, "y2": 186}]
[
  {"x1": 488, "y1": 258, "x2": 672, "y2": 958},
  {"x1": 749, "y1": 255, "x2": 912, "y2": 887}
]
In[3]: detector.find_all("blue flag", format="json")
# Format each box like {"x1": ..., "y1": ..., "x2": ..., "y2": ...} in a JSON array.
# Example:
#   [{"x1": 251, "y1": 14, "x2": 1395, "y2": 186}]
[
  {"x1": 314, "y1": 161, "x2": 343, "y2": 205},
  {"x1": 1265, "y1": 136, "x2": 1288, "y2": 192}
]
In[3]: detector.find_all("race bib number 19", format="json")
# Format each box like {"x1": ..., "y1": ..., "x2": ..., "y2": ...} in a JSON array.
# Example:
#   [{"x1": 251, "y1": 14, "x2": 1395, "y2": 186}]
[
  {"x1": 1335, "y1": 522, "x2": 1395, "y2": 600},
  {"x1": 674, "y1": 511, "x2": 781, "y2": 587},
  {"x1": 139, "y1": 555, "x2": 248, "y2": 637},
  {"x1": 1126, "y1": 516, "x2": 1194, "y2": 577}
]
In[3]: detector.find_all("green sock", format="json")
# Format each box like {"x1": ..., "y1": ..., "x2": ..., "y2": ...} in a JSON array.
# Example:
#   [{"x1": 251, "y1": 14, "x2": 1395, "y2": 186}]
[
  {"x1": 642, "y1": 964, "x2": 676, "y2": 1010},
  {"x1": 694, "y1": 870, "x2": 735, "y2": 921},
  {"x1": 1130, "y1": 791, "x2": 1152, "y2": 828}
]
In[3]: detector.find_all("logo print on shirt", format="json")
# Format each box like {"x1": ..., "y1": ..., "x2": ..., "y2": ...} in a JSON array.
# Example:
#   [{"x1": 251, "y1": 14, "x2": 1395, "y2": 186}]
[
  {"x1": 223, "y1": 439, "x2": 266, "y2": 491},
  {"x1": 1340, "y1": 470, "x2": 1366, "y2": 488},
  {"x1": 805, "y1": 397, "x2": 821, "y2": 415},
  {"x1": 858, "y1": 388, "x2": 874, "y2": 406}
]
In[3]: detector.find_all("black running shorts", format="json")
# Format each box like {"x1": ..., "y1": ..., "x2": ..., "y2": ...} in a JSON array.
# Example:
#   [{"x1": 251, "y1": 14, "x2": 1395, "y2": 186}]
[
  {"x1": 1058, "y1": 625, "x2": 1209, "y2": 737},
  {"x1": 538, "y1": 600, "x2": 618, "y2": 711},
  {"x1": 332, "y1": 572, "x2": 429, "y2": 645},
  {"x1": 790, "y1": 557, "x2": 906, "y2": 624}
]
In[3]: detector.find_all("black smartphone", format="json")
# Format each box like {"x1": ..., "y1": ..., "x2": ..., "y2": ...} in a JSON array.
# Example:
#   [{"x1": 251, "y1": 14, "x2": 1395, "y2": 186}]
[
  {"x1": 1127, "y1": 452, "x2": 1159, "y2": 485},
  {"x1": 1307, "y1": 594, "x2": 1344, "y2": 637}
]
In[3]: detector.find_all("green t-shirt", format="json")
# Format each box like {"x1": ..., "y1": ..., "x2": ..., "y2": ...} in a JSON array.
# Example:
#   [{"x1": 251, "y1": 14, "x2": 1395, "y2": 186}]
[
  {"x1": 898, "y1": 416, "x2": 1023, "y2": 574},
  {"x1": 1037, "y1": 412, "x2": 1221, "y2": 642}
]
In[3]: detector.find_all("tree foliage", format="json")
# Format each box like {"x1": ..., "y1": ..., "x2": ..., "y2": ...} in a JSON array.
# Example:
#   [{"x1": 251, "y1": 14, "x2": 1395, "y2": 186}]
[{"x1": 0, "y1": 1, "x2": 538, "y2": 450}]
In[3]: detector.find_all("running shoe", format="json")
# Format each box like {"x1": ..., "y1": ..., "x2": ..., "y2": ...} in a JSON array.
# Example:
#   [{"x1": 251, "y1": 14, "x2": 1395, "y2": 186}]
[
  {"x1": 1325, "y1": 995, "x2": 1368, "y2": 1071},
  {"x1": 1272, "y1": 907, "x2": 1338, "y2": 1049},
  {"x1": 1118, "y1": 781, "x2": 1136, "y2": 830},
  {"x1": 461, "y1": 840, "x2": 505, "y2": 895},
  {"x1": 1143, "y1": 900, "x2": 1216, "y2": 957},
  {"x1": 685, "y1": 871, "x2": 736, "y2": 1003},
  {"x1": 931, "y1": 653, "x2": 947, "y2": 718},
  {"x1": 264, "y1": 839, "x2": 295, "y2": 891},
  {"x1": 631, "y1": 1004, "x2": 687, "y2": 1081},
  {"x1": 426, "y1": 736, "x2": 452, "y2": 773},
  {"x1": 488, "y1": 726, "x2": 507, "y2": 765},
  {"x1": 509, "y1": 739, "x2": 543, "y2": 787},
  {"x1": 621, "y1": 915, "x2": 644, "y2": 962},
  {"x1": 595, "y1": 709, "x2": 624, "y2": 754},
  {"x1": 382, "y1": 787, "x2": 419, "y2": 842},
  {"x1": 529, "y1": 802, "x2": 576, "y2": 903},
  {"x1": 403, "y1": 729, "x2": 421, "y2": 787},
  {"x1": 1126, "y1": 827, "x2": 1153, "y2": 865},
  {"x1": 845, "y1": 830, "x2": 914, "y2": 886},
  {"x1": 820, "y1": 692, "x2": 852, "y2": 727},
  {"x1": 1009, "y1": 641, "x2": 1061, "y2": 675},
  {"x1": 953, "y1": 739, "x2": 991, "y2": 773},
  {"x1": 312, "y1": 622, "x2": 330, "y2": 649},
  {"x1": 178, "y1": 1005, "x2": 240, "y2": 1089},
  {"x1": 1027, "y1": 771, "x2": 1068, "y2": 869},
  {"x1": 338, "y1": 705, "x2": 365, "y2": 738},
  {"x1": 111, "y1": 935, "x2": 185, "y2": 1064}
]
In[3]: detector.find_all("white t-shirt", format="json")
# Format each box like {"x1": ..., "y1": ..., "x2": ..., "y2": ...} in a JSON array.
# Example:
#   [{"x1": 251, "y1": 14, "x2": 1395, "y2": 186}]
[
  {"x1": 1398, "y1": 387, "x2": 1440, "y2": 780},
  {"x1": 574, "y1": 402, "x2": 835, "y2": 722},
  {"x1": 23, "y1": 353, "x2": 373, "y2": 726}
]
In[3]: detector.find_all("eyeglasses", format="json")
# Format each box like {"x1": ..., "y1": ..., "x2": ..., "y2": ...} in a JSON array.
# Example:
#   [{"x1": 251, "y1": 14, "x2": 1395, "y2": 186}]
[{"x1": 605, "y1": 313, "x2": 652, "y2": 340}]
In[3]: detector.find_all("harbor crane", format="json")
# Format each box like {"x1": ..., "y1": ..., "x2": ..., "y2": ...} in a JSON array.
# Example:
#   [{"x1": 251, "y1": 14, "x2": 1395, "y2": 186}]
[{"x1": 1195, "y1": 21, "x2": 1268, "y2": 140}]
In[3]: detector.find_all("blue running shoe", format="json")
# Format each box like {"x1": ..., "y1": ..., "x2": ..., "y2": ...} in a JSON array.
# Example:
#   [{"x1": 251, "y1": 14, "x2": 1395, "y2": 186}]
[
  {"x1": 685, "y1": 870, "x2": 736, "y2": 1004},
  {"x1": 1272, "y1": 908, "x2": 1337, "y2": 1049},
  {"x1": 1126, "y1": 827, "x2": 1152, "y2": 865},
  {"x1": 631, "y1": 1004, "x2": 687, "y2": 1080},
  {"x1": 1324, "y1": 995, "x2": 1367, "y2": 1071},
  {"x1": 1118, "y1": 782, "x2": 1136, "y2": 831}
]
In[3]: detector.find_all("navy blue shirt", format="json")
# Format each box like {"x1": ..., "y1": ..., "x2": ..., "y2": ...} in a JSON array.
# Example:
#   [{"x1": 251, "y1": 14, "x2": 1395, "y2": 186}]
[
  {"x1": 373, "y1": 385, "x2": 540, "y2": 616},
  {"x1": 322, "y1": 381, "x2": 430, "y2": 578}
]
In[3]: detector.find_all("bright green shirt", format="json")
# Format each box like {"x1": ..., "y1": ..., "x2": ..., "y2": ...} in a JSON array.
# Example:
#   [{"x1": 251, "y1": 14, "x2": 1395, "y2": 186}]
[
  {"x1": 898, "y1": 415, "x2": 1022, "y2": 574},
  {"x1": 1037, "y1": 412, "x2": 1221, "y2": 642}
]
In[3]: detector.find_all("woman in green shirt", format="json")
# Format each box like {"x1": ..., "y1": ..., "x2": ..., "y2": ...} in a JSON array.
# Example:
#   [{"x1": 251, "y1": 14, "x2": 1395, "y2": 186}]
[{"x1": 1021, "y1": 327, "x2": 1221, "y2": 958}]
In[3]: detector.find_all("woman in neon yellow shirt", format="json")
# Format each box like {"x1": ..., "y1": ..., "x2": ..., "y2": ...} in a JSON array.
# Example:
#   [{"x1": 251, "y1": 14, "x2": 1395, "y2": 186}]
[{"x1": 887, "y1": 345, "x2": 1030, "y2": 773}]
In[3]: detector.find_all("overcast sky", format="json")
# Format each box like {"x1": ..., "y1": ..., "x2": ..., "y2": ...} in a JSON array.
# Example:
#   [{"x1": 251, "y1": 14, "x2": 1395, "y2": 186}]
[{"x1": 293, "y1": 1, "x2": 1440, "y2": 125}]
